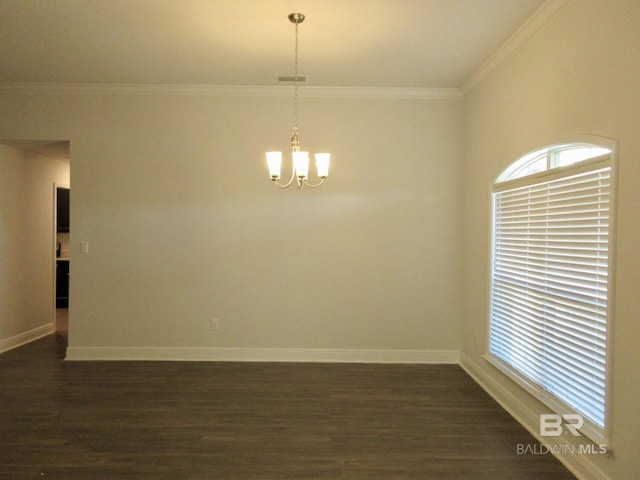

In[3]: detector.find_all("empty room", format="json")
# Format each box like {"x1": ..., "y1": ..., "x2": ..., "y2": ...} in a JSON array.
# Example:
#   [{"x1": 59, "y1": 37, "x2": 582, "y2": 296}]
[{"x1": 1, "y1": 1, "x2": 638, "y2": 479}]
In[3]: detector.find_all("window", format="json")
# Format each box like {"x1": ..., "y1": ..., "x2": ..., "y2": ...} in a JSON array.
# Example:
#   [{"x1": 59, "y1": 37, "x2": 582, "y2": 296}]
[{"x1": 488, "y1": 141, "x2": 615, "y2": 446}]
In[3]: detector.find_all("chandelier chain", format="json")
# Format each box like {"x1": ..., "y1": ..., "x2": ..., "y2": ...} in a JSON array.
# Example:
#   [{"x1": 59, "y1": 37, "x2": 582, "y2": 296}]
[{"x1": 293, "y1": 20, "x2": 299, "y2": 133}]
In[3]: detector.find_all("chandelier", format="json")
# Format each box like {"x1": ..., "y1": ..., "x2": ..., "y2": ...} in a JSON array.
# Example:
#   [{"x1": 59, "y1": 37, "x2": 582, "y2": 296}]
[{"x1": 266, "y1": 13, "x2": 330, "y2": 189}]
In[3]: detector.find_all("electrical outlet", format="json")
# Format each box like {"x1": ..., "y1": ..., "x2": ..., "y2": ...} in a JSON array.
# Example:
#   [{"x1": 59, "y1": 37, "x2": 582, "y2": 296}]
[{"x1": 210, "y1": 318, "x2": 220, "y2": 331}]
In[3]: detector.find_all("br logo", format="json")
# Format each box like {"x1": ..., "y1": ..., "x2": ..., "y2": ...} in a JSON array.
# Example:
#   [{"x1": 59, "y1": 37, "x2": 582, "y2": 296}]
[{"x1": 540, "y1": 414, "x2": 583, "y2": 436}]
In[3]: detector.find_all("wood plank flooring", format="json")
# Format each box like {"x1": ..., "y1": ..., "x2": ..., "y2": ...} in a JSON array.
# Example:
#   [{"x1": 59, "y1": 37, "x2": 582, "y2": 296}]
[{"x1": 0, "y1": 336, "x2": 576, "y2": 479}]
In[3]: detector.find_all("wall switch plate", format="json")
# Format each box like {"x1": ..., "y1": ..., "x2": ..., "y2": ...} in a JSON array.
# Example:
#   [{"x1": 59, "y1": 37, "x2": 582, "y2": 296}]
[
  {"x1": 210, "y1": 318, "x2": 220, "y2": 331},
  {"x1": 80, "y1": 241, "x2": 89, "y2": 254}
]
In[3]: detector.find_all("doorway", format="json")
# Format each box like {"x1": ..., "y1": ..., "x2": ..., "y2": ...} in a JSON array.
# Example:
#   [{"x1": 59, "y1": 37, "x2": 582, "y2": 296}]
[
  {"x1": 54, "y1": 185, "x2": 70, "y2": 343},
  {"x1": 0, "y1": 140, "x2": 70, "y2": 354}
]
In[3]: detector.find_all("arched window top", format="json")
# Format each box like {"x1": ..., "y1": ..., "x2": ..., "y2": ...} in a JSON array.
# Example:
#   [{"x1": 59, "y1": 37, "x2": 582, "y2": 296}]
[{"x1": 496, "y1": 143, "x2": 612, "y2": 183}]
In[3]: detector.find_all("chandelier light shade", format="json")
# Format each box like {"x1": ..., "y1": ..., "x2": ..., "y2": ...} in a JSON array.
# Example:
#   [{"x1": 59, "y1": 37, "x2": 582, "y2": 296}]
[{"x1": 266, "y1": 13, "x2": 330, "y2": 189}]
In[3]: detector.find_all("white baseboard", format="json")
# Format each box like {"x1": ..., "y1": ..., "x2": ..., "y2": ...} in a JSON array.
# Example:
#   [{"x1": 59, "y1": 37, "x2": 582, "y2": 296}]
[
  {"x1": 459, "y1": 353, "x2": 612, "y2": 480},
  {"x1": 0, "y1": 323, "x2": 55, "y2": 353},
  {"x1": 65, "y1": 346, "x2": 459, "y2": 364}
]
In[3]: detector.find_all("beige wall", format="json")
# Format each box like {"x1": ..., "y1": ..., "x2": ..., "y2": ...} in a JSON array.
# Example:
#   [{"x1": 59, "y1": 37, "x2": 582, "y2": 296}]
[
  {"x1": 0, "y1": 144, "x2": 70, "y2": 350},
  {"x1": 461, "y1": 1, "x2": 640, "y2": 479},
  {"x1": 0, "y1": 90, "x2": 464, "y2": 361},
  {"x1": 0, "y1": 145, "x2": 28, "y2": 345}
]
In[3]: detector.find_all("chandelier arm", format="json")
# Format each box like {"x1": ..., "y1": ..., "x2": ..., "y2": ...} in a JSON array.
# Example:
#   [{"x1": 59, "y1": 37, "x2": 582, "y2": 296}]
[
  {"x1": 301, "y1": 177, "x2": 325, "y2": 188},
  {"x1": 273, "y1": 169, "x2": 297, "y2": 189},
  {"x1": 273, "y1": 180, "x2": 292, "y2": 189}
]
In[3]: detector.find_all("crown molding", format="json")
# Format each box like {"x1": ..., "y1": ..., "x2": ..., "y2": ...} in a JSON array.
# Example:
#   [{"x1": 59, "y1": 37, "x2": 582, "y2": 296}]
[
  {"x1": 461, "y1": 0, "x2": 577, "y2": 94},
  {"x1": 0, "y1": 82, "x2": 463, "y2": 100}
]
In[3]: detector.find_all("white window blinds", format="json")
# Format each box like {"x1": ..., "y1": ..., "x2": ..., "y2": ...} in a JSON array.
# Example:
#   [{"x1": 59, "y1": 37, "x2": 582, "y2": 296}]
[{"x1": 489, "y1": 157, "x2": 613, "y2": 445}]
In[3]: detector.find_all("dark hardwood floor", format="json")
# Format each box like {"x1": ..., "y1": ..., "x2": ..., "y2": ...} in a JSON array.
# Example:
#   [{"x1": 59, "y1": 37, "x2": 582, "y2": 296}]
[
  {"x1": 0, "y1": 336, "x2": 576, "y2": 479},
  {"x1": 56, "y1": 308, "x2": 68, "y2": 342}
]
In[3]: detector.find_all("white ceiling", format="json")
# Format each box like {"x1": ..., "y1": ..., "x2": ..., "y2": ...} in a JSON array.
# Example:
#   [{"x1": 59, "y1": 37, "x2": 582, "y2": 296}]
[{"x1": 0, "y1": 0, "x2": 546, "y2": 89}]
